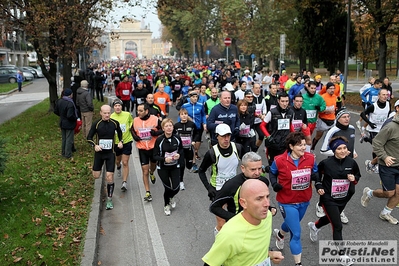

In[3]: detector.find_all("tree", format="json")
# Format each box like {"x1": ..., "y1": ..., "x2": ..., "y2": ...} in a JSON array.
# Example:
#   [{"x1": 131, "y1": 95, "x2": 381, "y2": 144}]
[{"x1": 355, "y1": 0, "x2": 399, "y2": 78}]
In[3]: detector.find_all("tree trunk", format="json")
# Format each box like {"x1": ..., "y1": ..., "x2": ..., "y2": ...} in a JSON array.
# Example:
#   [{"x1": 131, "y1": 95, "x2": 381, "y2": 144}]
[
  {"x1": 377, "y1": 29, "x2": 387, "y2": 78},
  {"x1": 299, "y1": 51, "x2": 306, "y2": 72},
  {"x1": 397, "y1": 35, "x2": 399, "y2": 75},
  {"x1": 269, "y1": 55, "x2": 276, "y2": 71},
  {"x1": 62, "y1": 57, "x2": 72, "y2": 91}
]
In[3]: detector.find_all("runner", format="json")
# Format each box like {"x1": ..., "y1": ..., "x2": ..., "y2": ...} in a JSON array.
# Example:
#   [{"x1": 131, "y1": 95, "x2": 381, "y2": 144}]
[
  {"x1": 110, "y1": 99, "x2": 133, "y2": 192},
  {"x1": 270, "y1": 132, "x2": 318, "y2": 266},
  {"x1": 87, "y1": 105, "x2": 123, "y2": 210},
  {"x1": 174, "y1": 108, "x2": 197, "y2": 190},
  {"x1": 203, "y1": 179, "x2": 284, "y2": 266},
  {"x1": 153, "y1": 118, "x2": 183, "y2": 216},
  {"x1": 198, "y1": 124, "x2": 243, "y2": 234},
  {"x1": 131, "y1": 103, "x2": 163, "y2": 202},
  {"x1": 308, "y1": 136, "x2": 361, "y2": 264}
]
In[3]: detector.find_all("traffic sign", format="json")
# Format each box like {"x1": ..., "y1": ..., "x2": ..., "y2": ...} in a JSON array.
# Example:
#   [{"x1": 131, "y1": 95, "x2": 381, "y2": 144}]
[
  {"x1": 206, "y1": 50, "x2": 210, "y2": 55},
  {"x1": 251, "y1": 54, "x2": 256, "y2": 59},
  {"x1": 224, "y1": 37, "x2": 232, "y2": 46}
]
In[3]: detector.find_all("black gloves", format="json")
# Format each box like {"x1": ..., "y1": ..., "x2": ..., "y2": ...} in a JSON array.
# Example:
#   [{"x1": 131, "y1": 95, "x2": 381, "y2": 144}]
[
  {"x1": 272, "y1": 183, "x2": 283, "y2": 192},
  {"x1": 150, "y1": 129, "x2": 161, "y2": 136},
  {"x1": 369, "y1": 122, "x2": 377, "y2": 129},
  {"x1": 207, "y1": 186, "x2": 217, "y2": 201},
  {"x1": 315, "y1": 105, "x2": 321, "y2": 111},
  {"x1": 132, "y1": 135, "x2": 142, "y2": 142},
  {"x1": 264, "y1": 136, "x2": 274, "y2": 147}
]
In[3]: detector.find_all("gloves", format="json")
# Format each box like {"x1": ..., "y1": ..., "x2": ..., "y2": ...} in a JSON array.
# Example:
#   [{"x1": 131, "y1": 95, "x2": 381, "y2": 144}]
[
  {"x1": 315, "y1": 106, "x2": 321, "y2": 111},
  {"x1": 207, "y1": 186, "x2": 217, "y2": 201},
  {"x1": 132, "y1": 135, "x2": 142, "y2": 142},
  {"x1": 369, "y1": 122, "x2": 377, "y2": 129},
  {"x1": 150, "y1": 129, "x2": 159, "y2": 136},
  {"x1": 264, "y1": 136, "x2": 274, "y2": 147},
  {"x1": 272, "y1": 183, "x2": 283, "y2": 192},
  {"x1": 116, "y1": 95, "x2": 121, "y2": 99}
]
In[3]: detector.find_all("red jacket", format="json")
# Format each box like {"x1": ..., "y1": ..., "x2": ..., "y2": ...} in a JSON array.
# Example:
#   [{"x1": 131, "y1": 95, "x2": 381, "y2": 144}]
[
  {"x1": 116, "y1": 81, "x2": 132, "y2": 101},
  {"x1": 273, "y1": 151, "x2": 315, "y2": 204}
]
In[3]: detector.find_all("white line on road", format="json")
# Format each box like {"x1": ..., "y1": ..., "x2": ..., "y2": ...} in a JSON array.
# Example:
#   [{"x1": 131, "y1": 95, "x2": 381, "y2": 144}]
[{"x1": 132, "y1": 147, "x2": 170, "y2": 266}]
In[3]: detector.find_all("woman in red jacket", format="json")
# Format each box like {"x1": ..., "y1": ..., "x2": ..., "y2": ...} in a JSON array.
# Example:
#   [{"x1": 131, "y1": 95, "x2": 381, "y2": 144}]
[
  {"x1": 269, "y1": 131, "x2": 318, "y2": 266},
  {"x1": 115, "y1": 75, "x2": 132, "y2": 112}
]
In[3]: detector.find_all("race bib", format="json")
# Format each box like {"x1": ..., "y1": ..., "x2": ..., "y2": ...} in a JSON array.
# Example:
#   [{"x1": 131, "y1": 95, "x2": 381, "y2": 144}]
[
  {"x1": 255, "y1": 109, "x2": 262, "y2": 116},
  {"x1": 216, "y1": 173, "x2": 235, "y2": 190},
  {"x1": 270, "y1": 105, "x2": 277, "y2": 110},
  {"x1": 374, "y1": 115, "x2": 387, "y2": 124},
  {"x1": 239, "y1": 125, "x2": 250, "y2": 136},
  {"x1": 371, "y1": 95, "x2": 378, "y2": 103},
  {"x1": 138, "y1": 128, "x2": 151, "y2": 140},
  {"x1": 255, "y1": 257, "x2": 271, "y2": 266},
  {"x1": 164, "y1": 150, "x2": 178, "y2": 166},
  {"x1": 291, "y1": 168, "x2": 311, "y2": 190},
  {"x1": 325, "y1": 105, "x2": 335, "y2": 112},
  {"x1": 174, "y1": 84, "x2": 181, "y2": 91},
  {"x1": 331, "y1": 179, "x2": 350, "y2": 199},
  {"x1": 277, "y1": 118, "x2": 290, "y2": 130},
  {"x1": 157, "y1": 97, "x2": 166, "y2": 104},
  {"x1": 306, "y1": 109, "x2": 317, "y2": 119},
  {"x1": 120, "y1": 124, "x2": 126, "y2": 133},
  {"x1": 115, "y1": 77, "x2": 120, "y2": 81},
  {"x1": 122, "y1": 90, "x2": 130, "y2": 95},
  {"x1": 137, "y1": 98, "x2": 144, "y2": 104},
  {"x1": 292, "y1": 119, "x2": 303, "y2": 131},
  {"x1": 99, "y1": 139, "x2": 113, "y2": 150},
  {"x1": 181, "y1": 136, "x2": 192, "y2": 148}
]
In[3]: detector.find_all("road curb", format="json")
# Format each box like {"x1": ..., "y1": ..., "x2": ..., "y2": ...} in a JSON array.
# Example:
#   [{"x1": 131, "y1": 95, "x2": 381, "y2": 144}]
[
  {"x1": 0, "y1": 81, "x2": 33, "y2": 95},
  {"x1": 81, "y1": 168, "x2": 105, "y2": 266}
]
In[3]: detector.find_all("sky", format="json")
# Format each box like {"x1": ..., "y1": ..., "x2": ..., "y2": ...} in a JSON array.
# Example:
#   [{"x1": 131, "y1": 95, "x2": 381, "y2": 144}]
[{"x1": 109, "y1": 5, "x2": 161, "y2": 38}]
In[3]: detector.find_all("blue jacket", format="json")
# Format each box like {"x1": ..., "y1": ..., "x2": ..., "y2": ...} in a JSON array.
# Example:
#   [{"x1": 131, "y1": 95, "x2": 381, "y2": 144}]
[
  {"x1": 288, "y1": 83, "x2": 305, "y2": 103},
  {"x1": 17, "y1": 73, "x2": 23, "y2": 83},
  {"x1": 180, "y1": 101, "x2": 206, "y2": 129},
  {"x1": 361, "y1": 87, "x2": 379, "y2": 105},
  {"x1": 207, "y1": 103, "x2": 240, "y2": 142}
]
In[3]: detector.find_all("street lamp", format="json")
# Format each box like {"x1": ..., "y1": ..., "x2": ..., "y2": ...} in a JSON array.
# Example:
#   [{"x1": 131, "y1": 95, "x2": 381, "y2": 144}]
[{"x1": 343, "y1": 0, "x2": 351, "y2": 94}]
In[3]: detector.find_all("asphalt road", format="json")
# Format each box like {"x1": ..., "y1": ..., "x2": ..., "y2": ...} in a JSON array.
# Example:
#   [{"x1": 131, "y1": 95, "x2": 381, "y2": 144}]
[{"x1": 97, "y1": 99, "x2": 399, "y2": 266}]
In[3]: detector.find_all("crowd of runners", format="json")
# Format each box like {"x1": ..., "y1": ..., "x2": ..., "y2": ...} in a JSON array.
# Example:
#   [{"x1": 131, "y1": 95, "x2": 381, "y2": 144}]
[{"x1": 55, "y1": 58, "x2": 399, "y2": 266}]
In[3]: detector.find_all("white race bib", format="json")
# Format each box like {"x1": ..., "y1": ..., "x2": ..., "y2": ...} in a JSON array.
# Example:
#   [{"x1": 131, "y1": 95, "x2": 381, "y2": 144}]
[
  {"x1": 306, "y1": 109, "x2": 317, "y2": 119},
  {"x1": 122, "y1": 89, "x2": 130, "y2": 95},
  {"x1": 331, "y1": 179, "x2": 350, "y2": 199},
  {"x1": 99, "y1": 139, "x2": 113, "y2": 150},
  {"x1": 291, "y1": 168, "x2": 311, "y2": 190},
  {"x1": 277, "y1": 118, "x2": 290, "y2": 130}
]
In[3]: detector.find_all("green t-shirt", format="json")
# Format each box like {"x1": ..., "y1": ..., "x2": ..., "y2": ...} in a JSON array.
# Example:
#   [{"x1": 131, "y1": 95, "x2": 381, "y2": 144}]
[
  {"x1": 202, "y1": 212, "x2": 272, "y2": 266},
  {"x1": 111, "y1": 111, "x2": 133, "y2": 143},
  {"x1": 284, "y1": 79, "x2": 296, "y2": 91}
]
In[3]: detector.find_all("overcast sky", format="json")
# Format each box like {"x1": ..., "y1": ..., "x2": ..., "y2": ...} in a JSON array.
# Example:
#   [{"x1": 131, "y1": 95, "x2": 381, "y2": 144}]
[{"x1": 110, "y1": 5, "x2": 161, "y2": 38}]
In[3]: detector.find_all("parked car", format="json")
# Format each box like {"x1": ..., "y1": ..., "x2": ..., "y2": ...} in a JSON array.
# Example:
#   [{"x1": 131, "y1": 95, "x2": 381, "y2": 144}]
[
  {"x1": 0, "y1": 67, "x2": 18, "y2": 83},
  {"x1": 33, "y1": 66, "x2": 44, "y2": 78},
  {"x1": 21, "y1": 67, "x2": 38, "y2": 78},
  {"x1": 20, "y1": 69, "x2": 34, "y2": 81},
  {"x1": 22, "y1": 66, "x2": 44, "y2": 78}
]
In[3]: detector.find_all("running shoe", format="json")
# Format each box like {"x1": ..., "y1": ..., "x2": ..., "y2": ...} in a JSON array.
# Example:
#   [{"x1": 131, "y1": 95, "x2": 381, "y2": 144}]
[
  {"x1": 361, "y1": 187, "x2": 371, "y2": 207},
  {"x1": 149, "y1": 171, "x2": 156, "y2": 184},
  {"x1": 121, "y1": 181, "x2": 127, "y2": 192},
  {"x1": 164, "y1": 204, "x2": 171, "y2": 216},
  {"x1": 379, "y1": 213, "x2": 398, "y2": 225},
  {"x1": 340, "y1": 255, "x2": 354, "y2": 266},
  {"x1": 308, "y1": 222, "x2": 320, "y2": 242},
  {"x1": 365, "y1": 160, "x2": 373, "y2": 174},
  {"x1": 191, "y1": 163, "x2": 199, "y2": 173},
  {"x1": 356, "y1": 120, "x2": 361, "y2": 131},
  {"x1": 340, "y1": 211, "x2": 349, "y2": 224},
  {"x1": 170, "y1": 197, "x2": 176, "y2": 209},
  {"x1": 273, "y1": 229, "x2": 284, "y2": 250},
  {"x1": 179, "y1": 182, "x2": 185, "y2": 190},
  {"x1": 316, "y1": 203, "x2": 325, "y2": 218},
  {"x1": 117, "y1": 164, "x2": 121, "y2": 178},
  {"x1": 213, "y1": 227, "x2": 219, "y2": 237},
  {"x1": 359, "y1": 135, "x2": 365, "y2": 143},
  {"x1": 144, "y1": 192, "x2": 153, "y2": 202},
  {"x1": 372, "y1": 164, "x2": 379, "y2": 174},
  {"x1": 106, "y1": 198, "x2": 113, "y2": 210}
]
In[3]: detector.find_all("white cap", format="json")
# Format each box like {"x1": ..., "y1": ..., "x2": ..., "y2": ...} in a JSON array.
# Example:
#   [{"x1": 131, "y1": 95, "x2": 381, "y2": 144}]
[
  {"x1": 395, "y1": 100, "x2": 399, "y2": 107},
  {"x1": 223, "y1": 83, "x2": 234, "y2": 91},
  {"x1": 175, "y1": 74, "x2": 180, "y2": 77},
  {"x1": 244, "y1": 69, "x2": 250, "y2": 74},
  {"x1": 215, "y1": 124, "x2": 232, "y2": 136}
]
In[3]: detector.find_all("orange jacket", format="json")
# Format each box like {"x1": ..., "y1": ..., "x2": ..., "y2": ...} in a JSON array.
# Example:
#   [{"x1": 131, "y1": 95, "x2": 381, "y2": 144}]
[
  {"x1": 319, "y1": 93, "x2": 337, "y2": 121},
  {"x1": 133, "y1": 115, "x2": 159, "y2": 150},
  {"x1": 153, "y1": 92, "x2": 170, "y2": 114}
]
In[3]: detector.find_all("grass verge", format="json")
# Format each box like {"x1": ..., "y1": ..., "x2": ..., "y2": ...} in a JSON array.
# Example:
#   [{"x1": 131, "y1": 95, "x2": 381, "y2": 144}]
[
  {"x1": 0, "y1": 82, "x2": 29, "y2": 94},
  {"x1": 0, "y1": 99, "x2": 103, "y2": 265}
]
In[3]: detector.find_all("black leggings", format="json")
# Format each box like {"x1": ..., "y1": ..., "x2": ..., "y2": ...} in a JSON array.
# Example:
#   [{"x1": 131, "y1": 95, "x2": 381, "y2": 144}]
[
  {"x1": 180, "y1": 148, "x2": 194, "y2": 182},
  {"x1": 122, "y1": 100, "x2": 130, "y2": 112},
  {"x1": 316, "y1": 203, "x2": 346, "y2": 240},
  {"x1": 157, "y1": 167, "x2": 180, "y2": 206}
]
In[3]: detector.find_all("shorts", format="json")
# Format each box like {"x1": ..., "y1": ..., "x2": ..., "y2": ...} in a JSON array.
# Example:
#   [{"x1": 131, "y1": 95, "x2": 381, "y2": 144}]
[
  {"x1": 93, "y1": 152, "x2": 115, "y2": 172},
  {"x1": 193, "y1": 127, "x2": 204, "y2": 142},
  {"x1": 114, "y1": 141, "x2": 133, "y2": 156},
  {"x1": 138, "y1": 148, "x2": 156, "y2": 165},
  {"x1": 308, "y1": 122, "x2": 316, "y2": 135},
  {"x1": 379, "y1": 164, "x2": 399, "y2": 191},
  {"x1": 315, "y1": 118, "x2": 334, "y2": 132}
]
